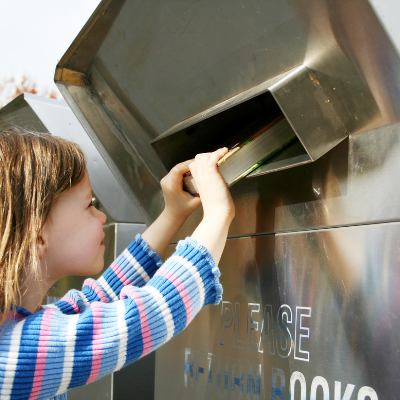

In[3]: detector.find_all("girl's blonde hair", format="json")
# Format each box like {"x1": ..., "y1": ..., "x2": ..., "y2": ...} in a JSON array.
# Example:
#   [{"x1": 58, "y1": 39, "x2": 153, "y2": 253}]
[{"x1": 0, "y1": 127, "x2": 86, "y2": 325}]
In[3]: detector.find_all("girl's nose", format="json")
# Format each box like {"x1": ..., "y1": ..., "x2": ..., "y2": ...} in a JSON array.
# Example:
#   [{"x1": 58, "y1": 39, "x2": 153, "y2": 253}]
[
  {"x1": 100, "y1": 211, "x2": 107, "y2": 225},
  {"x1": 95, "y1": 208, "x2": 107, "y2": 225}
]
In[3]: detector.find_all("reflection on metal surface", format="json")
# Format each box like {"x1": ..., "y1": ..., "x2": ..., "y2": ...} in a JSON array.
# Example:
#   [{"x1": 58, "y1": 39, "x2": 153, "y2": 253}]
[
  {"x1": 273, "y1": 121, "x2": 400, "y2": 232},
  {"x1": 67, "y1": 374, "x2": 112, "y2": 400},
  {"x1": 268, "y1": 65, "x2": 347, "y2": 161},
  {"x1": 249, "y1": 140, "x2": 311, "y2": 175},
  {"x1": 275, "y1": 222, "x2": 400, "y2": 398},
  {"x1": 54, "y1": 68, "x2": 87, "y2": 87},
  {"x1": 156, "y1": 223, "x2": 399, "y2": 399}
]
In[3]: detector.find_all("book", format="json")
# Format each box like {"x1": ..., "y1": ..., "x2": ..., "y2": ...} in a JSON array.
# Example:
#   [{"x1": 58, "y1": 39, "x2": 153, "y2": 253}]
[{"x1": 183, "y1": 114, "x2": 296, "y2": 194}]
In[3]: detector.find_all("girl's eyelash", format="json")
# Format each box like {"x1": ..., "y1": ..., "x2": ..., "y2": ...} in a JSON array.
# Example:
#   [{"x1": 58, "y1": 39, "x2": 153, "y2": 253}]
[{"x1": 89, "y1": 198, "x2": 95, "y2": 207}]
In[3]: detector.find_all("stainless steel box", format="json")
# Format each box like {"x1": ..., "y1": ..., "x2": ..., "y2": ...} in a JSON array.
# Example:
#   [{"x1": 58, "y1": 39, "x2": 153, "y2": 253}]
[{"x1": 53, "y1": 0, "x2": 400, "y2": 398}]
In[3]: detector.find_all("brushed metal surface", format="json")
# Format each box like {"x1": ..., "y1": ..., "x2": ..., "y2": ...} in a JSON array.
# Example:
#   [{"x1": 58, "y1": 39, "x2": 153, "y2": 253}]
[
  {"x1": 0, "y1": 93, "x2": 143, "y2": 223},
  {"x1": 94, "y1": 0, "x2": 303, "y2": 132},
  {"x1": 52, "y1": 3, "x2": 400, "y2": 399},
  {"x1": 56, "y1": 0, "x2": 400, "y2": 227},
  {"x1": 274, "y1": 223, "x2": 400, "y2": 399},
  {"x1": 155, "y1": 222, "x2": 400, "y2": 399},
  {"x1": 268, "y1": 65, "x2": 347, "y2": 161},
  {"x1": 67, "y1": 374, "x2": 112, "y2": 400},
  {"x1": 56, "y1": 83, "x2": 164, "y2": 225}
]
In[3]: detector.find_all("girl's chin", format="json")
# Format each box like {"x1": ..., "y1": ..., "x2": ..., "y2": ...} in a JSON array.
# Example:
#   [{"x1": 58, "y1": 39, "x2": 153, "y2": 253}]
[{"x1": 77, "y1": 261, "x2": 105, "y2": 277}]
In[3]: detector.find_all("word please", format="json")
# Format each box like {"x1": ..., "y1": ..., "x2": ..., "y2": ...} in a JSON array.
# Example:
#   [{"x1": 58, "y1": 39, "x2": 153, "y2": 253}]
[{"x1": 220, "y1": 302, "x2": 311, "y2": 361}]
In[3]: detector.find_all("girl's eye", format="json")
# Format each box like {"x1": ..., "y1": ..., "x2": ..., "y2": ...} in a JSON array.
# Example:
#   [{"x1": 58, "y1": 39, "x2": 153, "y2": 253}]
[{"x1": 89, "y1": 197, "x2": 96, "y2": 207}]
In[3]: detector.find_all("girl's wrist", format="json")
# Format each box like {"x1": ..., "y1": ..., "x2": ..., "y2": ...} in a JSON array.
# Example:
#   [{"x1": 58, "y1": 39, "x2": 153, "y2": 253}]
[
  {"x1": 203, "y1": 207, "x2": 235, "y2": 222},
  {"x1": 161, "y1": 208, "x2": 189, "y2": 227},
  {"x1": 202, "y1": 211, "x2": 234, "y2": 228}
]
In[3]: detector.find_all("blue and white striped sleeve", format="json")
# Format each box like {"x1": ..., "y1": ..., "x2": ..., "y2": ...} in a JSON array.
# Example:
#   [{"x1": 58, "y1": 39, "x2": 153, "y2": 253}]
[
  {"x1": 0, "y1": 237, "x2": 223, "y2": 400},
  {"x1": 92, "y1": 234, "x2": 163, "y2": 301},
  {"x1": 51, "y1": 235, "x2": 162, "y2": 312}
]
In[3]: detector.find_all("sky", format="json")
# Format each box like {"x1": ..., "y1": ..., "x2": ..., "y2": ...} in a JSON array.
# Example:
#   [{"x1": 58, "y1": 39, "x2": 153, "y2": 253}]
[{"x1": 0, "y1": 0, "x2": 101, "y2": 105}]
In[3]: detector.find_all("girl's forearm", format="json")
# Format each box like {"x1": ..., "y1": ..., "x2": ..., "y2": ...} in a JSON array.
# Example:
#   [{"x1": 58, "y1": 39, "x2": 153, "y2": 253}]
[
  {"x1": 141, "y1": 209, "x2": 187, "y2": 258},
  {"x1": 141, "y1": 211, "x2": 232, "y2": 264},
  {"x1": 191, "y1": 213, "x2": 232, "y2": 265}
]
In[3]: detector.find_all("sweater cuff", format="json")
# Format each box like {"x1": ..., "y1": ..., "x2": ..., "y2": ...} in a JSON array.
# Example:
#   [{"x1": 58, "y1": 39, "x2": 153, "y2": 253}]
[
  {"x1": 176, "y1": 237, "x2": 223, "y2": 305},
  {"x1": 180, "y1": 237, "x2": 216, "y2": 269},
  {"x1": 134, "y1": 234, "x2": 163, "y2": 268}
]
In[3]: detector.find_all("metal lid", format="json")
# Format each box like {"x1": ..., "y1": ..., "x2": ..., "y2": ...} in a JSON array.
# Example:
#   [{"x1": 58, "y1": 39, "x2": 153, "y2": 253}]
[
  {"x1": 54, "y1": 0, "x2": 400, "y2": 224},
  {"x1": 0, "y1": 93, "x2": 143, "y2": 223}
]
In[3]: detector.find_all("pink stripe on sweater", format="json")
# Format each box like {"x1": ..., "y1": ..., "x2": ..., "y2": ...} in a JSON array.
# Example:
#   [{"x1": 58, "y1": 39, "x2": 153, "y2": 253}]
[
  {"x1": 111, "y1": 262, "x2": 132, "y2": 286},
  {"x1": 157, "y1": 270, "x2": 193, "y2": 326},
  {"x1": 64, "y1": 297, "x2": 80, "y2": 313},
  {"x1": 123, "y1": 287, "x2": 152, "y2": 358},
  {"x1": 29, "y1": 308, "x2": 55, "y2": 400},
  {"x1": 87, "y1": 302, "x2": 103, "y2": 384},
  {"x1": 83, "y1": 279, "x2": 108, "y2": 303}
]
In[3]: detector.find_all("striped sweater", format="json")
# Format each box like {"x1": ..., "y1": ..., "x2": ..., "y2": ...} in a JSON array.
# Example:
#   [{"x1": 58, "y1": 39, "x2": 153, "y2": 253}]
[{"x1": 0, "y1": 234, "x2": 222, "y2": 400}]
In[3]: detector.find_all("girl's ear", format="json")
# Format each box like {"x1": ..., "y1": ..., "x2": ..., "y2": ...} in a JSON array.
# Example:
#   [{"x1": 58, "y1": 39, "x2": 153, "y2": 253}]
[{"x1": 37, "y1": 235, "x2": 47, "y2": 258}]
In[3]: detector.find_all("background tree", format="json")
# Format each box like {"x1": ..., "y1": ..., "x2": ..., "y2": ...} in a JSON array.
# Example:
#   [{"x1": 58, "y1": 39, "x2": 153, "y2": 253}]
[{"x1": 0, "y1": 75, "x2": 63, "y2": 108}]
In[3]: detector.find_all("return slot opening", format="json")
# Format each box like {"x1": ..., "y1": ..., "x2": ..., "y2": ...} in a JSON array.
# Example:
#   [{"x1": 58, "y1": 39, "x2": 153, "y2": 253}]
[{"x1": 151, "y1": 91, "x2": 306, "y2": 176}]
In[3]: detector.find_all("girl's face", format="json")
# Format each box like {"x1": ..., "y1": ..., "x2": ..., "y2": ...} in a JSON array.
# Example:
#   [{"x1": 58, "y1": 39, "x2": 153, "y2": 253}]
[{"x1": 40, "y1": 171, "x2": 107, "y2": 283}]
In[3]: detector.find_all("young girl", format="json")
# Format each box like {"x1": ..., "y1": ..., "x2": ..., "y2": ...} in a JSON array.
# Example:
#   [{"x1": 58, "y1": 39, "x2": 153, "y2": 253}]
[{"x1": 0, "y1": 128, "x2": 235, "y2": 400}]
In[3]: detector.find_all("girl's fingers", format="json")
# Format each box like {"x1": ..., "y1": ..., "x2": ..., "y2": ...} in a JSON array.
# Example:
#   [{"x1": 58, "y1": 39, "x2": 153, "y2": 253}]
[
  {"x1": 189, "y1": 148, "x2": 229, "y2": 178},
  {"x1": 164, "y1": 159, "x2": 196, "y2": 189},
  {"x1": 172, "y1": 160, "x2": 193, "y2": 175},
  {"x1": 216, "y1": 147, "x2": 229, "y2": 157},
  {"x1": 172, "y1": 149, "x2": 226, "y2": 177},
  {"x1": 182, "y1": 148, "x2": 228, "y2": 188},
  {"x1": 208, "y1": 147, "x2": 228, "y2": 166}
]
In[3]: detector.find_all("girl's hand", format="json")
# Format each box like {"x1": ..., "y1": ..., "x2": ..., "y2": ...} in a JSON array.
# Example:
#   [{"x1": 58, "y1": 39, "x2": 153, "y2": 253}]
[
  {"x1": 160, "y1": 160, "x2": 202, "y2": 224},
  {"x1": 143, "y1": 149, "x2": 234, "y2": 263},
  {"x1": 189, "y1": 148, "x2": 235, "y2": 264},
  {"x1": 189, "y1": 148, "x2": 235, "y2": 222}
]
